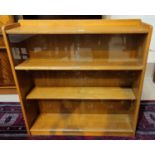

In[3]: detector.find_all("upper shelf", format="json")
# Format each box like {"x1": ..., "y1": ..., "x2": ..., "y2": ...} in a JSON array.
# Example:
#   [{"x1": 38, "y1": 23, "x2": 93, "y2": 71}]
[
  {"x1": 15, "y1": 58, "x2": 143, "y2": 71},
  {"x1": 5, "y1": 19, "x2": 151, "y2": 34}
]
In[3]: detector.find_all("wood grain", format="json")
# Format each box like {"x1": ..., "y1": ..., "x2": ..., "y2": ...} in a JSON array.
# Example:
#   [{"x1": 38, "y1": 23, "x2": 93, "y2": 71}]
[
  {"x1": 0, "y1": 15, "x2": 16, "y2": 93},
  {"x1": 31, "y1": 70, "x2": 139, "y2": 87},
  {"x1": 0, "y1": 87, "x2": 16, "y2": 94},
  {"x1": 38, "y1": 100, "x2": 132, "y2": 114}
]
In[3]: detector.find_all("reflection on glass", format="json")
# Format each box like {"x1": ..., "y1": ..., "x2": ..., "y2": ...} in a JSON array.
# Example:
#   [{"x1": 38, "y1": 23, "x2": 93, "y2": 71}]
[{"x1": 9, "y1": 34, "x2": 146, "y2": 65}]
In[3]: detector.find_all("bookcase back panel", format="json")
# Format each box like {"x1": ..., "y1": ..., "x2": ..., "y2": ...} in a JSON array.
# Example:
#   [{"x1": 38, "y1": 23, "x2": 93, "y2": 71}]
[
  {"x1": 0, "y1": 36, "x2": 5, "y2": 46},
  {"x1": 31, "y1": 70, "x2": 140, "y2": 87},
  {"x1": 38, "y1": 100, "x2": 132, "y2": 114},
  {"x1": 9, "y1": 34, "x2": 146, "y2": 64}
]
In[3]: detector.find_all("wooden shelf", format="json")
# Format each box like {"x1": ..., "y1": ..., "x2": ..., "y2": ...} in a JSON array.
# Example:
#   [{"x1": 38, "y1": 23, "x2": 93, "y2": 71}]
[
  {"x1": 15, "y1": 58, "x2": 143, "y2": 71},
  {"x1": 27, "y1": 87, "x2": 135, "y2": 100},
  {"x1": 0, "y1": 46, "x2": 6, "y2": 49},
  {"x1": 0, "y1": 86, "x2": 17, "y2": 94},
  {"x1": 6, "y1": 25, "x2": 149, "y2": 34},
  {"x1": 30, "y1": 113, "x2": 133, "y2": 136}
]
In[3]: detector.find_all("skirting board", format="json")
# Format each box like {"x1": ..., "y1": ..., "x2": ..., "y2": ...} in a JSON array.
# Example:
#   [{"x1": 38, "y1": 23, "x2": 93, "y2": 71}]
[
  {"x1": 148, "y1": 51, "x2": 155, "y2": 63},
  {"x1": 0, "y1": 95, "x2": 19, "y2": 102}
]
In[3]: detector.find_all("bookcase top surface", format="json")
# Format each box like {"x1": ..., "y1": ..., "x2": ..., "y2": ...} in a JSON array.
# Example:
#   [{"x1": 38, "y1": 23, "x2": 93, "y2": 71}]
[{"x1": 5, "y1": 19, "x2": 151, "y2": 34}]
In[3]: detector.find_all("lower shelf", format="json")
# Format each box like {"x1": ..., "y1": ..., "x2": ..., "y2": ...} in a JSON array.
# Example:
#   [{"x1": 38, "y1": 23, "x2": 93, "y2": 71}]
[{"x1": 30, "y1": 113, "x2": 134, "y2": 136}]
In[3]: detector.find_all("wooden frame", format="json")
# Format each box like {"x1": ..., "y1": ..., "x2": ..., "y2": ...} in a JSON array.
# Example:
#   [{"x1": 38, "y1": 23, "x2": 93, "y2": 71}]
[{"x1": 2, "y1": 19, "x2": 152, "y2": 136}]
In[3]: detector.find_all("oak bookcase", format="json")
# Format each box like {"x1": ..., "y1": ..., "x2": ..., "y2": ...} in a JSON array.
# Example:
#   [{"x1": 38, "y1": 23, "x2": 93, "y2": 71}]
[
  {"x1": 2, "y1": 19, "x2": 152, "y2": 136},
  {"x1": 0, "y1": 15, "x2": 16, "y2": 94}
]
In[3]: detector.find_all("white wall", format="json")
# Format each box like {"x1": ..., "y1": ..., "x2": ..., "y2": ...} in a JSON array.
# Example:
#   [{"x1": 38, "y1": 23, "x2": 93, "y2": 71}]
[{"x1": 0, "y1": 95, "x2": 19, "y2": 102}]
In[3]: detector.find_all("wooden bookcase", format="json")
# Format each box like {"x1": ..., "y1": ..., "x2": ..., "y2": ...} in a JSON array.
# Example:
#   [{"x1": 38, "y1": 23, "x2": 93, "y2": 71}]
[
  {"x1": 2, "y1": 19, "x2": 152, "y2": 136},
  {"x1": 0, "y1": 15, "x2": 16, "y2": 94}
]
